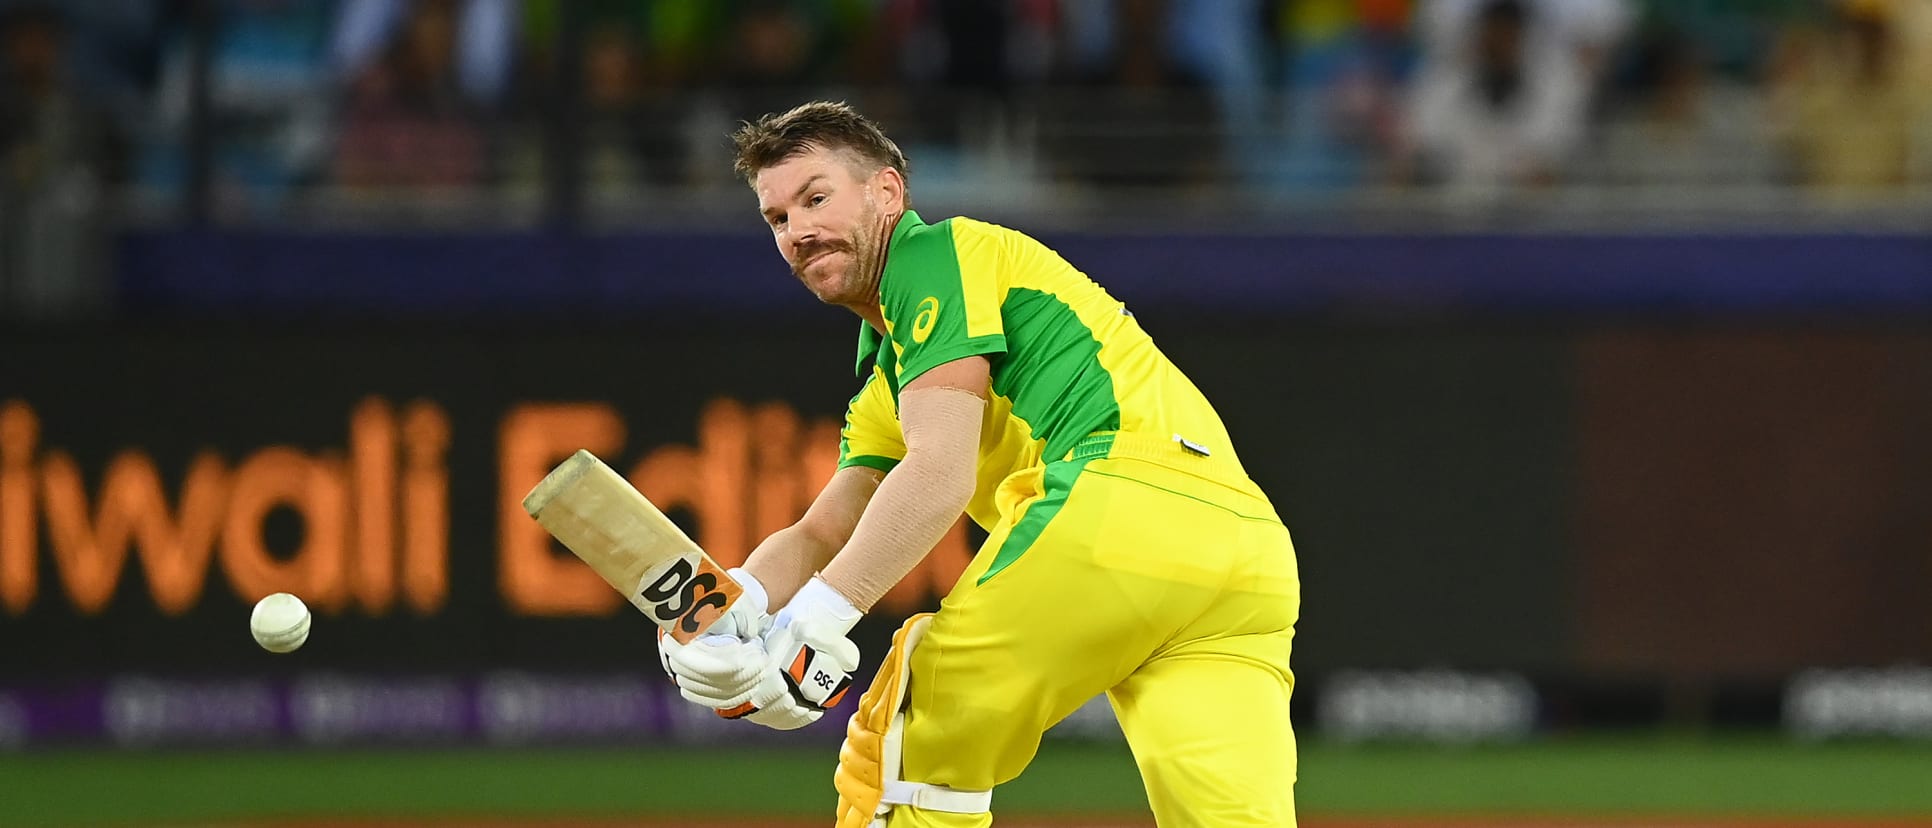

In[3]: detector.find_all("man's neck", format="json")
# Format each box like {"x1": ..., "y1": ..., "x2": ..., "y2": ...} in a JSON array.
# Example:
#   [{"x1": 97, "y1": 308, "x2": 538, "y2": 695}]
[{"x1": 846, "y1": 208, "x2": 904, "y2": 333}]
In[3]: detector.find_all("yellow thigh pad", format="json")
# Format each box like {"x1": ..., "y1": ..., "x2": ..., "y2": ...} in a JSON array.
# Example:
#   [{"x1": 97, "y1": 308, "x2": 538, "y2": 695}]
[{"x1": 835, "y1": 613, "x2": 934, "y2": 828}]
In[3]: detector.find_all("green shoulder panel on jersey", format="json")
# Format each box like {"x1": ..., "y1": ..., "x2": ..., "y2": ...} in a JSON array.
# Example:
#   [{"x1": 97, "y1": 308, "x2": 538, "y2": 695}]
[
  {"x1": 863, "y1": 214, "x2": 1126, "y2": 462},
  {"x1": 879, "y1": 212, "x2": 1008, "y2": 387},
  {"x1": 991, "y1": 286, "x2": 1121, "y2": 461}
]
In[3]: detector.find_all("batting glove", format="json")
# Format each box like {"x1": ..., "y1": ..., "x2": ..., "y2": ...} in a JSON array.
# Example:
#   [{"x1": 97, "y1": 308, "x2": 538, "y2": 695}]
[
  {"x1": 668, "y1": 575, "x2": 862, "y2": 731},
  {"x1": 760, "y1": 577, "x2": 863, "y2": 718},
  {"x1": 660, "y1": 567, "x2": 771, "y2": 702}
]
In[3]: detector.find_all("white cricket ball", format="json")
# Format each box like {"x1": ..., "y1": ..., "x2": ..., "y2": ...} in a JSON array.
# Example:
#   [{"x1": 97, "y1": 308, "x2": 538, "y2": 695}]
[{"x1": 250, "y1": 592, "x2": 311, "y2": 653}]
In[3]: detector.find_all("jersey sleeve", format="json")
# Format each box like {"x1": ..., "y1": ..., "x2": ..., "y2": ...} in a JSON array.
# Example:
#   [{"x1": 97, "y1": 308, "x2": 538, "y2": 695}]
[
  {"x1": 837, "y1": 368, "x2": 905, "y2": 473},
  {"x1": 881, "y1": 219, "x2": 1008, "y2": 386}
]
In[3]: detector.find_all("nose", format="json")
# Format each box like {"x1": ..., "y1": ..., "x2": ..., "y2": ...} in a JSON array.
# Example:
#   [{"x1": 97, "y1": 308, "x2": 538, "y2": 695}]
[{"x1": 790, "y1": 215, "x2": 820, "y2": 246}]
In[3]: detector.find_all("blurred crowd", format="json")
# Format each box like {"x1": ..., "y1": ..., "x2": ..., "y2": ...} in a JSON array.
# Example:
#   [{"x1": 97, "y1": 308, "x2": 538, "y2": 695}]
[{"x1": 3, "y1": 0, "x2": 1931, "y2": 220}]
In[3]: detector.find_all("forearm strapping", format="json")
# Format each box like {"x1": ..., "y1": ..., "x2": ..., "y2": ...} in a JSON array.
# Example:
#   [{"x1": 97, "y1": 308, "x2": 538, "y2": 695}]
[{"x1": 820, "y1": 387, "x2": 983, "y2": 611}]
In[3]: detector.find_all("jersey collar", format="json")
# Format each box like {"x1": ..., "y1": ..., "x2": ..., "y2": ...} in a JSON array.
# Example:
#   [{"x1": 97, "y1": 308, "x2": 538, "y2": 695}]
[
  {"x1": 852, "y1": 209, "x2": 926, "y2": 375},
  {"x1": 855, "y1": 323, "x2": 883, "y2": 376}
]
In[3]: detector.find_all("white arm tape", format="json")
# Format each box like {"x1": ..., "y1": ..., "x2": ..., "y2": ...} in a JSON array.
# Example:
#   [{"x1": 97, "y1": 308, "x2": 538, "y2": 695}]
[
  {"x1": 820, "y1": 386, "x2": 983, "y2": 610},
  {"x1": 881, "y1": 781, "x2": 993, "y2": 814}
]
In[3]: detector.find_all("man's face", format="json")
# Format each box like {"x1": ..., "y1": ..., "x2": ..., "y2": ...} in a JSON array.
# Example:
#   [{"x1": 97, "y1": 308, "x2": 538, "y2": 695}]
[{"x1": 755, "y1": 145, "x2": 897, "y2": 308}]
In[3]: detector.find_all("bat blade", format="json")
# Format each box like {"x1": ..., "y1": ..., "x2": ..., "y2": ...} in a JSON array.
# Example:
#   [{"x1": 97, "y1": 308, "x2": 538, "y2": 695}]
[{"x1": 522, "y1": 449, "x2": 743, "y2": 643}]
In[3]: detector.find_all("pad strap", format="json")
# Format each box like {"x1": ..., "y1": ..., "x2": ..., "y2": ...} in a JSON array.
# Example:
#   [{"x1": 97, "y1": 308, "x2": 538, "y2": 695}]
[
  {"x1": 868, "y1": 618, "x2": 991, "y2": 815},
  {"x1": 881, "y1": 780, "x2": 993, "y2": 813}
]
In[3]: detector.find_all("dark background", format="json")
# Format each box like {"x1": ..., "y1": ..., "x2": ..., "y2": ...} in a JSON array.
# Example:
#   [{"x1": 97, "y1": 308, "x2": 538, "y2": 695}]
[{"x1": 5, "y1": 0, "x2": 1931, "y2": 746}]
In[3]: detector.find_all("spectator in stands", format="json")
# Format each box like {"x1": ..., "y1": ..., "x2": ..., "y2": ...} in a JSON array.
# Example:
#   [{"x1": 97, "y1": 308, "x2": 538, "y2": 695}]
[
  {"x1": 1043, "y1": 0, "x2": 1222, "y2": 192},
  {"x1": 719, "y1": 0, "x2": 886, "y2": 94},
  {"x1": 332, "y1": 0, "x2": 485, "y2": 191},
  {"x1": 2, "y1": 4, "x2": 80, "y2": 181},
  {"x1": 1415, "y1": 0, "x2": 1632, "y2": 91},
  {"x1": 1, "y1": 2, "x2": 114, "y2": 315},
  {"x1": 707, "y1": 0, "x2": 833, "y2": 153},
  {"x1": 578, "y1": 17, "x2": 647, "y2": 196},
  {"x1": 569, "y1": 9, "x2": 711, "y2": 195},
  {"x1": 1165, "y1": 0, "x2": 1269, "y2": 192},
  {"x1": 874, "y1": 0, "x2": 1055, "y2": 172},
  {"x1": 1586, "y1": 4, "x2": 1785, "y2": 194},
  {"x1": 1398, "y1": 0, "x2": 1628, "y2": 199},
  {"x1": 331, "y1": 0, "x2": 515, "y2": 109},
  {"x1": 140, "y1": 0, "x2": 335, "y2": 207},
  {"x1": 1775, "y1": 0, "x2": 1924, "y2": 197},
  {"x1": 1269, "y1": 0, "x2": 1416, "y2": 194}
]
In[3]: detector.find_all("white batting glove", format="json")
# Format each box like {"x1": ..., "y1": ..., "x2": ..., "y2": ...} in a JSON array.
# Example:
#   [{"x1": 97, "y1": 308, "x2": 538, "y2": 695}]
[
  {"x1": 716, "y1": 655, "x2": 829, "y2": 730},
  {"x1": 667, "y1": 574, "x2": 863, "y2": 731},
  {"x1": 660, "y1": 568, "x2": 772, "y2": 706},
  {"x1": 760, "y1": 577, "x2": 863, "y2": 717},
  {"x1": 690, "y1": 577, "x2": 865, "y2": 731}
]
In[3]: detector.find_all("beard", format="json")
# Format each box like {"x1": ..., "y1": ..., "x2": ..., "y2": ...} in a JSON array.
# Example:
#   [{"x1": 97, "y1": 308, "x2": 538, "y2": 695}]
[
  {"x1": 792, "y1": 206, "x2": 883, "y2": 307},
  {"x1": 793, "y1": 237, "x2": 861, "y2": 297}
]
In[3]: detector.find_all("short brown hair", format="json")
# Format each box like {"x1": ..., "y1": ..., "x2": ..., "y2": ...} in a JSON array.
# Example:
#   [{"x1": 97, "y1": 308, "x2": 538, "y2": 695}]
[{"x1": 731, "y1": 101, "x2": 910, "y2": 191}]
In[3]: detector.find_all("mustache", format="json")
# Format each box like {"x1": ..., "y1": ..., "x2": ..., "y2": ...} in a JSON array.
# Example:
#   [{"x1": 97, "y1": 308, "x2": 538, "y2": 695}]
[{"x1": 793, "y1": 241, "x2": 852, "y2": 269}]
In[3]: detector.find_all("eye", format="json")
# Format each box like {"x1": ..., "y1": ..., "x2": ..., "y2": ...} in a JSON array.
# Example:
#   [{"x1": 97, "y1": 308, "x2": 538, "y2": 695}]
[{"x1": 809, "y1": 194, "x2": 828, "y2": 207}]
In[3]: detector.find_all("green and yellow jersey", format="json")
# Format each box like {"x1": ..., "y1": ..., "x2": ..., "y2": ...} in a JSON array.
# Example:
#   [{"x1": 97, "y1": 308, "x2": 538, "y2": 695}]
[{"x1": 837, "y1": 210, "x2": 1251, "y2": 530}]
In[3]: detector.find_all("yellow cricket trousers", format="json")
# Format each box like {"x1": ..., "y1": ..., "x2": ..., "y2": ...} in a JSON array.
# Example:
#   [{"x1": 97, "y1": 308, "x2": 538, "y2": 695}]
[{"x1": 890, "y1": 432, "x2": 1301, "y2": 827}]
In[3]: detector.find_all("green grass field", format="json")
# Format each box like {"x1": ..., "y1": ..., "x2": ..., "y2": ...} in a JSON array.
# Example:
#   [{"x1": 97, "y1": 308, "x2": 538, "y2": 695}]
[{"x1": 4, "y1": 735, "x2": 1932, "y2": 827}]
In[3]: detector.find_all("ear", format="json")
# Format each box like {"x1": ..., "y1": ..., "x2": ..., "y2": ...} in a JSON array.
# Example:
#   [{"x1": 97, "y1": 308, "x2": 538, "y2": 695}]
[{"x1": 872, "y1": 165, "x2": 907, "y2": 214}]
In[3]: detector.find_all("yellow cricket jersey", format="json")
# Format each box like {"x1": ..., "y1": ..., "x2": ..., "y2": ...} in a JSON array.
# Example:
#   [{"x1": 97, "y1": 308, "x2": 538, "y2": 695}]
[{"x1": 837, "y1": 210, "x2": 1251, "y2": 531}]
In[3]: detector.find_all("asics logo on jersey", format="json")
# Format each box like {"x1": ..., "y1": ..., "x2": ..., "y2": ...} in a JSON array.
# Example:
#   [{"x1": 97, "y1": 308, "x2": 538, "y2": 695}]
[{"x1": 912, "y1": 297, "x2": 940, "y2": 342}]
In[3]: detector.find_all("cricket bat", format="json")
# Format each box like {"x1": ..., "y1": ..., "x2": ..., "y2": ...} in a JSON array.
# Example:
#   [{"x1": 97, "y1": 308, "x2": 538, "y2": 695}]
[{"x1": 522, "y1": 449, "x2": 744, "y2": 644}]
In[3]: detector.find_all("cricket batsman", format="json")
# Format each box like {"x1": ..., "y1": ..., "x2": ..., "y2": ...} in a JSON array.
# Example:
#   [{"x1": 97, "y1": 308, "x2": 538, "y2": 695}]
[{"x1": 658, "y1": 101, "x2": 1301, "y2": 827}]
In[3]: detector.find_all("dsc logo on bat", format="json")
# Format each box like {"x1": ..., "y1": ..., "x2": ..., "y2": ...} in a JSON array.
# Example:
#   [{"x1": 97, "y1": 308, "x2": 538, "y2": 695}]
[{"x1": 636, "y1": 556, "x2": 744, "y2": 644}]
